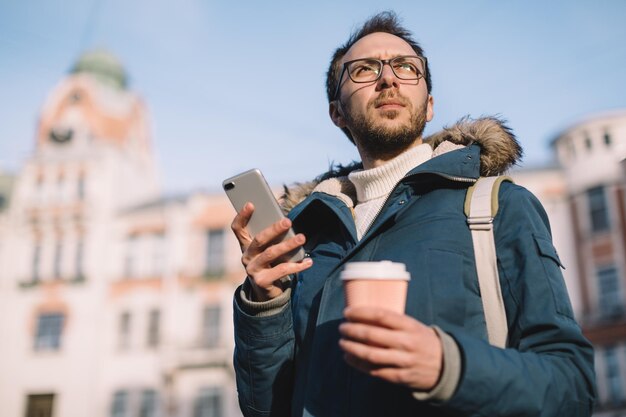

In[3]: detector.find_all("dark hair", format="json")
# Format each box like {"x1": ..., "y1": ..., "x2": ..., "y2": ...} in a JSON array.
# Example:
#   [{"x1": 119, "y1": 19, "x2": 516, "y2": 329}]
[{"x1": 325, "y1": 11, "x2": 432, "y2": 103}]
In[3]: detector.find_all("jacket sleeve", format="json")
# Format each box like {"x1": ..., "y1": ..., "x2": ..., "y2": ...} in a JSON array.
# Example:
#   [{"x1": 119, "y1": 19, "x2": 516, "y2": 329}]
[
  {"x1": 440, "y1": 183, "x2": 596, "y2": 416},
  {"x1": 233, "y1": 283, "x2": 296, "y2": 417}
]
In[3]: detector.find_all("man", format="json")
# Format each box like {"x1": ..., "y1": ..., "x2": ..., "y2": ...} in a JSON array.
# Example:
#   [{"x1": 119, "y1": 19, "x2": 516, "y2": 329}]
[{"x1": 231, "y1": 11, "x2": 596, "y2": 417}]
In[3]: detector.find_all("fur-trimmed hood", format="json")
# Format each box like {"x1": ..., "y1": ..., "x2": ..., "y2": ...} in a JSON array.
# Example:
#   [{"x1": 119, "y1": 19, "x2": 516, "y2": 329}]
[{"x1": 281, "y1": 116, "x2": 522, "y2": 212}]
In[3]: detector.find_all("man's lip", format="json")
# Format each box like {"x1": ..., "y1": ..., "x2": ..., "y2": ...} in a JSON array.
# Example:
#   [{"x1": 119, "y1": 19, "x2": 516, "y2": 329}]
[{"x1": 375, "y1": 101, "x2": 405, "y2": 108}]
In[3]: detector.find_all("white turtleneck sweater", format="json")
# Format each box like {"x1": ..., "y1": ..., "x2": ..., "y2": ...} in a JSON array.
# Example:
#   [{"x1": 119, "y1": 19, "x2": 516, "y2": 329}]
[{"x1": 348, "y1": 143, "x2": 433, "y2": 239}]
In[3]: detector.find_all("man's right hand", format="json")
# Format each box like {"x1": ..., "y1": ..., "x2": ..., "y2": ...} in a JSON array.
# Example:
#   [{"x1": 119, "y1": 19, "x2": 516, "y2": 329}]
[{"x1": 231, "y1": 202, "x2": 313, "y2": 302}]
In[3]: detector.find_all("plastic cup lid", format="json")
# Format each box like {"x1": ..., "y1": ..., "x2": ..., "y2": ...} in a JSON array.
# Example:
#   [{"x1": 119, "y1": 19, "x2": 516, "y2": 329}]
[{"x1": 340, "y1": 261, "x2": 410, "y2": 281}]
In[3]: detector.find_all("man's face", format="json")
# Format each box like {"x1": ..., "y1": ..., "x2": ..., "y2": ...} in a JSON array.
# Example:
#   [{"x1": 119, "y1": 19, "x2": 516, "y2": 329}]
[{"x1": 330, "y1": 32, "x2": 434, "y2": 157}]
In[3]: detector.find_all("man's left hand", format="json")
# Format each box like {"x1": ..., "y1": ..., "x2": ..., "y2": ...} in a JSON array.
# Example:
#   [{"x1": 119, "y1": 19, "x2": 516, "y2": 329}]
[{"x1": 339, "y1": 306, "x2": 443, "y2": 391}]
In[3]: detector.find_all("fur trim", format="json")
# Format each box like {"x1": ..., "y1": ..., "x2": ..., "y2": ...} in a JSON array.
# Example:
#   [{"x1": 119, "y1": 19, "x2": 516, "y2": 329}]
[
  {"x1": 425, "y1": 116, "x2": 522, "y2": 177},
  {"x1": 280, "y1": 162, "x2": 361, "y2": 213},
  {"x1": 280, "y1": 116, "x2": 522, "y2": 211},
  {"x1": 280, "y1": 181, "x2": 317, "y2": 214}
]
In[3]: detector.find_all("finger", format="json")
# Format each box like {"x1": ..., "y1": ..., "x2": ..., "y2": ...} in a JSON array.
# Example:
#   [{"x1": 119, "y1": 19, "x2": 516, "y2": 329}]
[
  {"x1": 231, "y1": 202, "x2": 254, "y2": 248},
  {"x1": 247, "y1": 217, "x2": 292, "y2": 254},
  {"x1": 343, "y1": 306, "x2": 425, "y2": 332},
  {"x1": 369, "y1": 367, "x2": 417, "y2": 387},
  {"x1": 345, "y1": 353, "x2": 437, "y2": 390},
  {"x1": 268, "y1": 257, "x2": 313, "y2": 279},
  {"x1": 343, "y1": 352, "x2": 381, "y2": 374},
  {"x1": 252, "y1": 233, "x2": 306, "y2": 269},
  {"x1": 339, "y1": 338, "x2": 412, "y2": 368},
  {"x1": 339, "y1": 322, "x2": 416, "y2": 351},
  {"x1": 249, "y1": 257, "x2": 313, "y2": 289}
]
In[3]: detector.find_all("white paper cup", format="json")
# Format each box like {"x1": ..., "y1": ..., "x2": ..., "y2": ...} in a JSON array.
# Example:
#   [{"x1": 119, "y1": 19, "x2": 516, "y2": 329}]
[{"x1": 340, "y1": 261, "x2": 410, "y2": 314}]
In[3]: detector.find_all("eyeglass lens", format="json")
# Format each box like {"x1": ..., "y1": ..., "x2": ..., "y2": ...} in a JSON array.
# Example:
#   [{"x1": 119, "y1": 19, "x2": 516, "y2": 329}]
[{"x1": 347, "y1": 56, "x2": 423, "y2": 82}]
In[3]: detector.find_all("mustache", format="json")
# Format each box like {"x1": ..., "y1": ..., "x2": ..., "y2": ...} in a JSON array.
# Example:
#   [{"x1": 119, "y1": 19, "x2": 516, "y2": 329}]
[{"x1": 369, "y1": 90, "x2": 411, "y2": 109}]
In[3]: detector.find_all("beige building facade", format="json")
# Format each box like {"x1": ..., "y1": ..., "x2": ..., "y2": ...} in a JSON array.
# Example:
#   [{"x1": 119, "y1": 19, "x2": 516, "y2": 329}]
[
  {"x1": 514, "y1": 109, "x2": 626, "y2": 416},
  {"x1": 0, "y1": 51, "x2": 243, "y2": 417},
  {"x1": 548, "y1": 110, "x2": 626, "y2": 416}
]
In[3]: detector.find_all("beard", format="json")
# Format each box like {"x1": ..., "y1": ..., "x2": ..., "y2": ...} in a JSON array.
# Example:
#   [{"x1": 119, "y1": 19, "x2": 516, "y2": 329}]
[{"x1": 342, "y1": 91, "x2": 428, "y2": 160}]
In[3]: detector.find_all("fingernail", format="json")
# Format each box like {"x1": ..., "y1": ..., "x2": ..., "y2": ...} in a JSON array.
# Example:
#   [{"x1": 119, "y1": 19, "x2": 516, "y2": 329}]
[
  {"x1": 303, "y1": 258, "x2": 312, "y2": 265},
  {"x1": 281, "y1": 218, "x2": 290, "y2": 227}
]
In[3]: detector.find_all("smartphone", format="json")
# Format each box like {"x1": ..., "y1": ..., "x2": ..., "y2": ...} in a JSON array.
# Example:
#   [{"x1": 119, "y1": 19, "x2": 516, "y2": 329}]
[{"x1": 222, "y1": 169, "x2": 305, "y2": 262}]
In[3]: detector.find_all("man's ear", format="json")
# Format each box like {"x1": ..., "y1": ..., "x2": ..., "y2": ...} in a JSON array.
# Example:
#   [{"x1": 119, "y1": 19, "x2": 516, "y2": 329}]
[
  {"x1": 329, "y1": 101, "x2": 346, "y2": 128},
  {"x1": 426, "y1": 95, "x2": 434, "y2": 122}
]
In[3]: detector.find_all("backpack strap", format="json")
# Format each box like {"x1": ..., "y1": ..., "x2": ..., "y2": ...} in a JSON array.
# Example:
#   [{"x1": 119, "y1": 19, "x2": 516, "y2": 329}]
[{"x1": 464, "y1": 176, "x2": 513, "y2": 348}]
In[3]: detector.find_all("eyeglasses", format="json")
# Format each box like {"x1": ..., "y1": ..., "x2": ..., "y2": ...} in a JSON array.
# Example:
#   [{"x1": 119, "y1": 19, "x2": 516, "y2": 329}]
[{"x1": 334, "y1": 55, "x2": 426, "y2": 99}]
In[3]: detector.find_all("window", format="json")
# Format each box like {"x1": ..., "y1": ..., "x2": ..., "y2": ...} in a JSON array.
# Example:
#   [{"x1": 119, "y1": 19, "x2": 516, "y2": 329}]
[
  {"x1": 53, "y1": 241, "x2": 63, "y2": 279},
  {"x1": 604, "y1": 132, "x2": 612, "y2": 146},
  {"x1": 587, "y1": 186, "x2": 610, "y2": 232},
  {"x1": 567, "y1": 139, "x2": 576, "y2": 159},
  {"x1": 75, "y1": 240, "x2": 84, "y2": 280},
  {"x1": 32, "y1": 244, "x2": 42, "y2": 282},
  {"x1": 605, "y1": 347, "x2": 625, "y2": 406},
  {"x1": 110, "y1": 390, "x2": 129, "y2": 417},
  {"x1": 119, "y1": 311, "x2": 132, "y2": 350},
  {"x1": 202, "y1": 305, "x2": 221, "y2": 348},
  {"x1": 124, "y1": 237, "x2": 138, "y2": 278},
  {"x1": 57, "y1": 173, "x2": 65, "y2": 202},
  {"x1": 35, "y1": 313, "x2": 64, "y2": 351},
  {"x1": 35, "y1": 173, "x2": 45, "y2": 204},
  {"x1": 205, "y1": 229, "x2": 225, "y2": 276},
  {"x1": 139, "y1": 389, "x2": 158, "y2": 417},
  {"x1": 147, "y1": 309, "x2": 160, "y2": 348},
  {"x1": 151, "y1": 234, "x2": 165, "y2": 277},
  {"x1": 77, "y1": 174, "x2": 85, "y2": 200},
  {"x1": 584, "y1": 136, "x2": 592, "y2": 150},
  {"x1": 598, "y1": 266, "x2": 623, "y2": 319},
  {"x1": 26, "y1": 394, "x2": 55, "y2": 417},
  {"x1": 194, "y1": 387, "x2": 222, "y2": 417},
  {"x1": 69, "y1": 90, "x2": 81, "y2": 104}
]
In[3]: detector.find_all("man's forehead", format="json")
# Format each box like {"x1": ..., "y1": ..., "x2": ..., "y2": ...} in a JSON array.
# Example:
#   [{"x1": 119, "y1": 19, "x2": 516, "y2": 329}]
[{"x1": 343, "y1": 32, "x2": 415, "y2": 63}]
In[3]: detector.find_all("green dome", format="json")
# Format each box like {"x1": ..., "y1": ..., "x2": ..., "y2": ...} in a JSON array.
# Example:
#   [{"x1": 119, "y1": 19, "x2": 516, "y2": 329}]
[{"x1": 71, "y1": 49, "x2": 128, "y2": 89}]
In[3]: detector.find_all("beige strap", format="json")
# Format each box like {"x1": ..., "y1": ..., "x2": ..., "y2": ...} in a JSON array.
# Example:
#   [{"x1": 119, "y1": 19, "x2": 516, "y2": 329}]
[{"x1": 466, "y1": 176, "x2": 511, "y2": 348}]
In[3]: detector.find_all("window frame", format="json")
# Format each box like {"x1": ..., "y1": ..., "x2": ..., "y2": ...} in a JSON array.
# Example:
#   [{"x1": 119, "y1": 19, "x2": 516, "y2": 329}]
[
  {"x1": 34, "y1": 312, "x2": 65, "y2": 351},
  {"x1": 587, "y1": 186, "x2": 611, "y2": 233},
  {"x1": 201, "y1": 305, "x2": 221, "y2": 349},
  {"x1": 205, "y1": 229, "x2": 225, "y2": 277},
  {"x1": 194, "y1": 386, "x2": 223, "y2": 417}
]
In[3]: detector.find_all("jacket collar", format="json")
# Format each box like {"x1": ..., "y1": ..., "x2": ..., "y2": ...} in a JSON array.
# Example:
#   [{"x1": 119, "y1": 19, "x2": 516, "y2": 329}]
[{"x1": 281, "y1": 116, "x2": 522, "y2": 213}]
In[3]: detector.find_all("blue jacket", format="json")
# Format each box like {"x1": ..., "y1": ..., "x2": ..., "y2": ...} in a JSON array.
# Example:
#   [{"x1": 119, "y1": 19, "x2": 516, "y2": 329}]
[{"x1": 233, "y1": 118, "x2": 596, "y2": 416}]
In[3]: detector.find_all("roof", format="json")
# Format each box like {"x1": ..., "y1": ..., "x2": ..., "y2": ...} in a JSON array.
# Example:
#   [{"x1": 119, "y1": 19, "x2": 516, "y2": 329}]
[
  {"x1": 549, "y1": 108, "x2": 626, "y2": 146},
  {"x1": 70, "y1": 49, "x2": 128, "y2": 90}
]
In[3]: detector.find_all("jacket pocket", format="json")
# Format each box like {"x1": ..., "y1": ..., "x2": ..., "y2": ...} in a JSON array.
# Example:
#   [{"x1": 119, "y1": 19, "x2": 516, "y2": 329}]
[{"x1": 533, "y1": 234, "x2": 574, "y2": 319}]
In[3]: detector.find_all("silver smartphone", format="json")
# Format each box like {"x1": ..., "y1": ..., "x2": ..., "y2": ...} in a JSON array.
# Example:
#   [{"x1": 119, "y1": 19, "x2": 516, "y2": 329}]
[{"x1": 222, "y1": 169, "x2": 305, "y2": 262}]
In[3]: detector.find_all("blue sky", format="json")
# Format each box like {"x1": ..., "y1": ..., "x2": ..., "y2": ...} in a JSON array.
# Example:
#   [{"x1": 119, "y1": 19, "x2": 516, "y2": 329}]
[{"x1": 1, "y1": 0, "x2": 625, "y2": 193}]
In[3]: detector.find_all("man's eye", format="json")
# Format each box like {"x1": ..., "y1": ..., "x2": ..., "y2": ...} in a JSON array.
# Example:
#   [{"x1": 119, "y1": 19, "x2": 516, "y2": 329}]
[
  {"x1": 394, "y1": 62, "x2": 418, "y2": 74},
  {"x1": 351, "y1": 62, "x2": 380, "y2": 78}
]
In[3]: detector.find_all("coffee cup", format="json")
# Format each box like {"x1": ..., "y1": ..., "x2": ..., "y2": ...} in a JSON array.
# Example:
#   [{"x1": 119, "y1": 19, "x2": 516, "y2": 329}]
[{"x1": 340, "y1": 261, "x2": 410, "y2": 314}]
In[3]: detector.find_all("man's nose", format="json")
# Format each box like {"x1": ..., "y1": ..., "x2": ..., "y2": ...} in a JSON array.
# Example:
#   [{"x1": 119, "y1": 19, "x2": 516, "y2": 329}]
[{"x1": 377, "y1": 63, "x2": 398, "y2": 89}]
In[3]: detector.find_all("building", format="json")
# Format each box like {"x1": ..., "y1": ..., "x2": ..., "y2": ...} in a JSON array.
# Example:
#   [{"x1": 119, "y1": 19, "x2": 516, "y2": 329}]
[
  {"x1": 549, "y1": 110, "x2": 626, "y2": 416},
  {"x1": 512, "y1": 109, "x2": 626, "y2": 416},
  {"x1": 0, "y1": 50, "x2": 243, "y2": 417}
]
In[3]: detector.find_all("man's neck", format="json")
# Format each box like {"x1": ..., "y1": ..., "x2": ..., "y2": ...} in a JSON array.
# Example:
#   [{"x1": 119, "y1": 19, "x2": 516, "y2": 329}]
[{"x1": 358, "y1": 139, "x2": 424, "y2": 170}]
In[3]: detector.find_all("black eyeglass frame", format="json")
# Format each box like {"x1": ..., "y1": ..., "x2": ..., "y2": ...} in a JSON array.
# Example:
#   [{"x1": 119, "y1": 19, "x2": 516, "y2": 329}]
[{"x1": 333, "y1": 55, "x2": 427, "y2": 99}]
